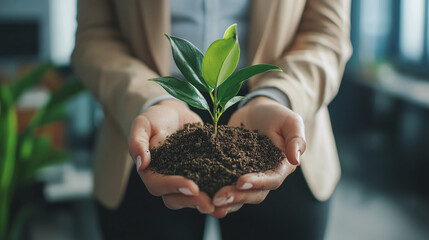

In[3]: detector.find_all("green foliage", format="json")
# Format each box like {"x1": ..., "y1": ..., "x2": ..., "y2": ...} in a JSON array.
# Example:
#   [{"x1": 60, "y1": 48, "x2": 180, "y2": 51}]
[
  {"x1": 151, "y1": 24, "x2": 282, "y2": 135},
  {"x1": 222, "y1": 96, "x2": 246, "y2": 112},
  {"x1": 17, "y1": 136, "x2": 69, "y2": 187},
  {"x1": 202, "y1": 24, "x2": 240, "y2": 88},
  {"x1": 218, "y1": 64, "x2": 282, "y2": 108},
  {"x1": 165, "y1": 34, "x2": 213, "y2": 93},
  {"x1": 0, "y1": 86, "x2": 17, "y2": 194},
  {"x1": 0, "y1": 85, "x2": 18, "y2": 240},
  {"x1": 28, "y1": 80, "x2": 85, "y2": 130},
  {"x1": 9, "y1": 203, "x2": 36, "y2": 240},
  {"x1": 149, "y1": 77, "x2": 210, "y2": 111},
  {"x1": 0, "y1": 65, "x2": 85, "y2": 240},
  {"x1": 9, "y1": 63, "x2": 54, "y2": 102}
]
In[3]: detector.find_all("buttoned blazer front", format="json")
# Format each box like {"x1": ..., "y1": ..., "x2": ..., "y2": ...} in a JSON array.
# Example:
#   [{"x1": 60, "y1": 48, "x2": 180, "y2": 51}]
[{"x1": 72, "y1": 0, "x2": 352, "y2": 209}]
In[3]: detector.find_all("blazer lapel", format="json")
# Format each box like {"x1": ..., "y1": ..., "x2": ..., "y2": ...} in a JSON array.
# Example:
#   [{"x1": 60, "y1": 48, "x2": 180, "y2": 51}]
[
  {"x1": 248, "y1": 0, "x2": 277, "y2": 64},
  {"x1": 139, "y1": 0, "x2": 171, "y2": 76}
]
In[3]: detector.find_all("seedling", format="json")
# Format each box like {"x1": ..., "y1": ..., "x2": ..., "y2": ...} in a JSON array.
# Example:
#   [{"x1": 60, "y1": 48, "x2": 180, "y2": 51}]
[{"x1": 150, "y1": 24, "x2": 282, "y2": 136}]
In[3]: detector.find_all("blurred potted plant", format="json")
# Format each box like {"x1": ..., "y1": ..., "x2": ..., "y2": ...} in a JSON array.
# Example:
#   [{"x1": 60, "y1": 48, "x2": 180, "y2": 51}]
[{"x1": 0, "y1": 63, "x2": 85, "y2": 240}]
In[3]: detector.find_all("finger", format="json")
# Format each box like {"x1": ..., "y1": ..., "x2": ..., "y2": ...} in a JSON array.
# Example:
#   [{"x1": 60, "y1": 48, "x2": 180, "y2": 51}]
[
  {"x1": 284, "y1": 136, "x2": 306, "y2": 166},
  {"x1": 210, "y1": 203, "x2": 244, "y2": 219},
  {"x1": 139, "y1": 170, "x2": 199, "y2": 197},
  {"x1": 129, "y1": 115, "x2": 152, "y2": 171},
  {"x1": 281, "y1": 113, "x2": 306, "y2": 165},
  {"x1": 227, "y1": 112, "x2": 243, "y2": 128},
  {"x1": 227, "y1": 204, "x2": 244, "y2": 214},
  {"x1": 235, "y1": 160, "x2": 296, "y2": 190},
  {"x1": 149, "y1": 130, "x2": 171, "y2": 149},
  {"x1": 212, "y1": 185, "x2": 269, "y2": 207},
  {"x1": 162, "y1": 192, "x2": 215, "y2": 214}
]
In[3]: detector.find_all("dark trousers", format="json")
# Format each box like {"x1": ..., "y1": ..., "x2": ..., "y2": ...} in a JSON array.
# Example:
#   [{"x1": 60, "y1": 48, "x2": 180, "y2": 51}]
[
  {"x1": 97, "y1": 168, "x2": 330, "y2": 240},
  {"x1": 97, "y1": 86, "x2": 331, "y2": 239}
]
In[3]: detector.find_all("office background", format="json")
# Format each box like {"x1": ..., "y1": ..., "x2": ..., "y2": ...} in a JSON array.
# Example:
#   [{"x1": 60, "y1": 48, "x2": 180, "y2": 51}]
[{"x1": 0, "y1": 0, "x2": 428, "y2": 239}]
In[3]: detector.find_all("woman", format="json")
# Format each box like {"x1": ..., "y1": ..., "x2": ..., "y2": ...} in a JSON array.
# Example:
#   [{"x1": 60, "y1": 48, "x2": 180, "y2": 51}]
[{"x1": 72, "y1": 0, "x2": 352, "y2": 239}]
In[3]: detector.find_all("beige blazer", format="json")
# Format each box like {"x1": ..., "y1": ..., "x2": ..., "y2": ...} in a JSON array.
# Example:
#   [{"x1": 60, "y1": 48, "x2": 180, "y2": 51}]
[{"x1": 72, "y1": 0, "x2": 352, "y2": 209}]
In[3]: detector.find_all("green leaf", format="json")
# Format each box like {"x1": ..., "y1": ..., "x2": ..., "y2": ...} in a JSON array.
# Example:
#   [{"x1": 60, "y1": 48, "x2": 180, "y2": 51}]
[
  {"x1": 9, "y1": 204, "x2": 36, "y2": 240},
  {"x1": 221, "y1": 96, "x2": 246, "y2": 112},
  {"x1": 18, "y1": 136, "x2": 34, "y2": 162},
  {"x1": 10, "y1": 63, "x2": 53, "y2": 103},
  {"x1": 202, "y1": 24, "x2": 240, "y2": 88},
  {"x1": 28, "y1": 80, "x2": 85, "y2": 129},
  {"x1": 223, "y1": 24, "x2": 238, "y2": 39},
  {"x1": 18, "y1": 80, "x2": 83, "y2": 164},
  {"x1": 46, "y1": 80, "x2": 85, "y2": 110},
  {"x1": 218, "y1": 64, "x2": 282, "y2": 107},
  {"x1": 28, "y1": 137, "x2": 68, "y2": 180},
  {"x1": 17, "y1": 136, "x2": 69, "y2": 186},
  {"x1": 149, "y1": 77, "x2": 210, "y2": 111},
  {"x1": 0, "y1": 85, "x2": 17, "y2": 240},
  {"x1": 0, "y1": 85, "x2": 17, "y2": 195},
  {"x1": 165, "y1": 34, "x2": 213, "y2": 93},
  {"x1": 33, "y1": 105, "x2": 67, "y2": 127}
]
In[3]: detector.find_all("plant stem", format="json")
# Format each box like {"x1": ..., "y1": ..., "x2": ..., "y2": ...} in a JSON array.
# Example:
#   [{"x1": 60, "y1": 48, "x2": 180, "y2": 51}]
[{"x1": 212, "y1": 88, "x2": 219, "y2": 136}]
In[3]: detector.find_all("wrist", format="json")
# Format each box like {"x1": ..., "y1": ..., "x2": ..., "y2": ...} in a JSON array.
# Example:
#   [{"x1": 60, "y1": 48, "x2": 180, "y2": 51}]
[
  {"x1": 238, "y1": 88, "x2": 291, "y2": 109},
  {"x1": 157, "y1": 99, "x2": 188, "y2": 108},
  {"x1": 157, "y1": 99, "x2": 201, "y2": 126},
  {"x1": 246, "y1": 96, "x2": 279, "y2": 108}
]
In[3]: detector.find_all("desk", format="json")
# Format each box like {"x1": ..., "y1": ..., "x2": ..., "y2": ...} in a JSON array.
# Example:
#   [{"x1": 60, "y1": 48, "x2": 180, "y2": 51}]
[{"x1": 350, "y1": 65, "x2": 429, "y2": 109}]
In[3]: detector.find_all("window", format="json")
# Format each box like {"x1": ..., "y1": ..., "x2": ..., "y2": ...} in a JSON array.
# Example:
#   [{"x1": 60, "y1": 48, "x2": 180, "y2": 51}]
[
  {"x1": 352, "y1": 0, "x2": 429, "y2": 78},
  {"x1": 399, "y1": 0, "x2": 425, "y2": 62},
  {"x1": 357, "y1": 0, "x2": 393, "y2": 63}
]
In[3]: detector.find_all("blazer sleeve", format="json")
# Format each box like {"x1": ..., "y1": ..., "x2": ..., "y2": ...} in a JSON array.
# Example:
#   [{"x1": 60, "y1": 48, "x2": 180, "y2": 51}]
[
  {"x1": 250, "y1": 0, "x2": 353, "y2": 121},
  {"x1": 71, "y1": 0, "x2": 168, "y2": 139}
]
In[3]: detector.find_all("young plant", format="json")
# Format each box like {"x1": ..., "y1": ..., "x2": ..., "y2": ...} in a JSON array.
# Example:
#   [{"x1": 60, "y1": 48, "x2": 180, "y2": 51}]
[
  {"x1": 0, "y1": 64, "x2": 85, "y2": 240},
  {"x1": 150, "y1": 24, "x2": 282, "y2": 135}
]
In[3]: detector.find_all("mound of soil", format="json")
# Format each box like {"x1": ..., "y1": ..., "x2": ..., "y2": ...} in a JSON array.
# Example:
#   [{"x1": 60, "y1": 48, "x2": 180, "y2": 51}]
[{"x1": 149, "y1": 123, "x2": 284, "y2": 197}]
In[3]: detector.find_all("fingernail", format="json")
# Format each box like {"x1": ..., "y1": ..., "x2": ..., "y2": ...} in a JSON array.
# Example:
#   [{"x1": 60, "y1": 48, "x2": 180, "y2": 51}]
[
  {"x1": 214, "y1": 196, "x2": 234, "y2": 206},
  {"x1": 136, "y1": 155, "x2": 142, "y2": 171},
  {"x1": 196, "y1": 206, "x2": 208, "y2": 214},
  {"x1": 178, "y1": 187, "x2": 193, "y2": 196},
  {"x1": 296, "y1": 151, "x2": 301, "y2": 165},
  {"x1": 240, "y1": 183, "x2": 253, "y2": 190},
  {"x1": 228, "y1": 205, "x2": 241, "y2": 214}
]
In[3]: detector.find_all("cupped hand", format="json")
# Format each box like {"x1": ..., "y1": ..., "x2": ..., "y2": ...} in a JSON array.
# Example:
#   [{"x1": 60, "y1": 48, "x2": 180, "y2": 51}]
[
  {"x1": 210, "y1": 96, "x2": 306, "y2": 218},
  {"x1": 128, "y1": 99, "x2": 215, "y2": 214}
]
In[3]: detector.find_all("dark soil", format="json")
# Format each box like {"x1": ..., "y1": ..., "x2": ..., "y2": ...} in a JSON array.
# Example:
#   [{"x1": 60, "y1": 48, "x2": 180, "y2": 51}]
[{"x1": 149, "y1": 123, "x2": 285, "y2": 197}]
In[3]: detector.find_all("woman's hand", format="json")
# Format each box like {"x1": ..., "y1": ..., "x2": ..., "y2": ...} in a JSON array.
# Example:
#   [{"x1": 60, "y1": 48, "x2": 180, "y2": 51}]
[
  {"x1": 210, "y1": 96, "x2": 306, "y2": 218},
  {"x1": 128, "y1": 99, "x2": 215, "y2": 214}
]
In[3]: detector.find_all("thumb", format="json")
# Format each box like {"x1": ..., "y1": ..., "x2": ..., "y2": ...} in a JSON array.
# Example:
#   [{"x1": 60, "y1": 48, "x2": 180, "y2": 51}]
[
  {"x1": 282, "y1": 114, "x2": 306, "y2": 165},
  {"x1": 284, "y1": 137, "x2": 306, "y2": 165},
  {"x1": 129, "y1": 115, "x2": 152, "y2": 171}
]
